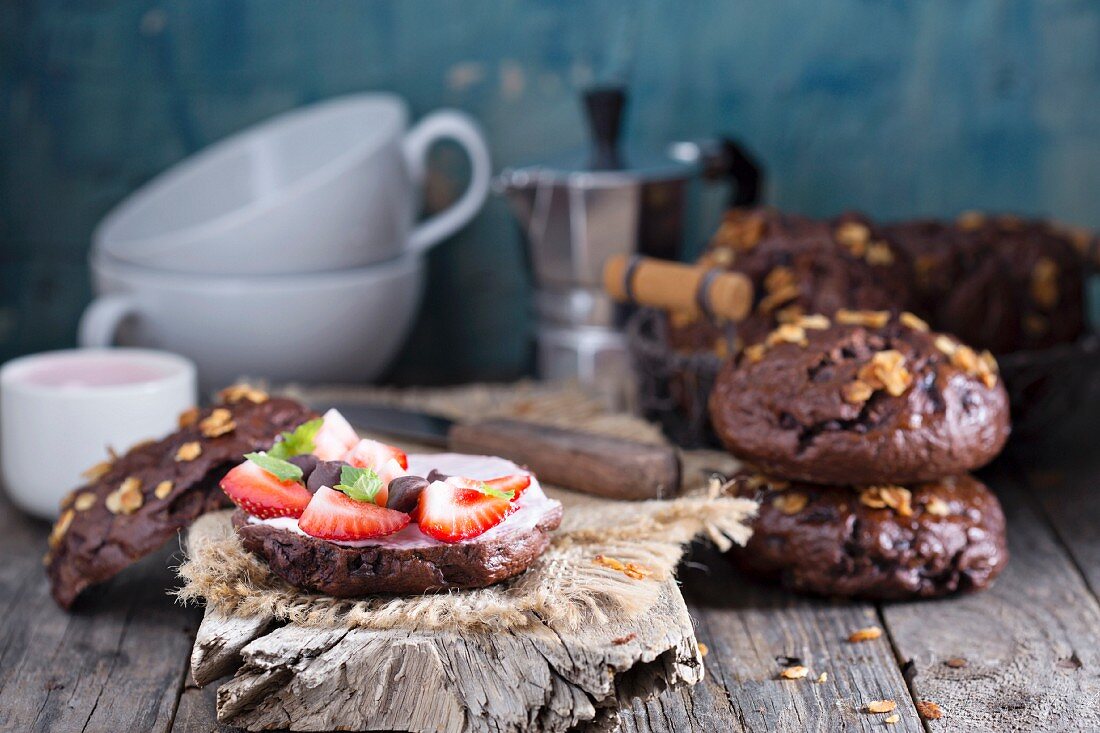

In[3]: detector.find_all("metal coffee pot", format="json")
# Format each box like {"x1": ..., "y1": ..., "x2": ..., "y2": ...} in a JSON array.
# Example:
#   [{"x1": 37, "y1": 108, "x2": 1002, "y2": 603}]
[{"x1": 496, "y1": 86, "x2": 761, "y2": 400}]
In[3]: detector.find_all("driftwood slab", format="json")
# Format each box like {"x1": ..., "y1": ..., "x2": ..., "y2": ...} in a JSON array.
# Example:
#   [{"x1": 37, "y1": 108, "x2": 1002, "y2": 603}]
[{"x1": 191, "y1": 577, "x2": 703, "y2": 732}]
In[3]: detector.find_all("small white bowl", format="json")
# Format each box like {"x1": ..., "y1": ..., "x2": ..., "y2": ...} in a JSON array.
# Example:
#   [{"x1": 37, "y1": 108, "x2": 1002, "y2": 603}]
[
  {"x1": 1, "y1": 348, "x2": 197, "y2": 519},
  {"x1": 93, "y1": 93, "x2": 490, "y2": 275}
]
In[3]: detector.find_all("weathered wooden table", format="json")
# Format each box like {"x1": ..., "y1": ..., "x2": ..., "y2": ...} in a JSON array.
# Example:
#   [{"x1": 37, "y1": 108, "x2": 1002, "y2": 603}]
[{"x1": 2, "y1": 451, "x2": 1098, "y2": 732}]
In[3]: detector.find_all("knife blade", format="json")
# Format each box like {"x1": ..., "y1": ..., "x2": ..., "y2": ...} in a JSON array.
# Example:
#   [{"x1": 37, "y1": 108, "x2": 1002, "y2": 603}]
[{"x1": 315, "y1": 402, "x2": 682, "y2": 501}]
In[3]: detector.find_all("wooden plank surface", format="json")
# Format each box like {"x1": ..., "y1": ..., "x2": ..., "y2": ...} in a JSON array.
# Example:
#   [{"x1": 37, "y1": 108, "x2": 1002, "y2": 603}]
[
  {"x1": 0, "y1": 493, "x2": 201, "y2": 733},
  {"x1": 880, "y1": 462, "x2": 1100, "y2": 732},
  {"x1": 620, "y1": 544, "x2": 922, "y2": 733},
  {"x1": 3, "y1": 458, "x2": 1100, "y2": 733}
]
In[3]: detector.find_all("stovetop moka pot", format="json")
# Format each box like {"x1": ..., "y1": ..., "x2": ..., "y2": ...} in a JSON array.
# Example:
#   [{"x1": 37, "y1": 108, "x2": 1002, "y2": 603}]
[{"x1": 496, "y1": 85, "x2": 762, "y2": 329}]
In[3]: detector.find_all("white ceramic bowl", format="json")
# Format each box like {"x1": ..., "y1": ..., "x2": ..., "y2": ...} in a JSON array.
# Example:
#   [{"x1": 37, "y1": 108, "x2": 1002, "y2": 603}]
[
  {"x1": 93, "y1": 93, "x2": 490, "y2": 274},
  {"x1": 1, "y1": 348, "x2": 197, "y2": 519},
  {"x1": 80, "y1": 250, "x2": 424, "y2": 390}
]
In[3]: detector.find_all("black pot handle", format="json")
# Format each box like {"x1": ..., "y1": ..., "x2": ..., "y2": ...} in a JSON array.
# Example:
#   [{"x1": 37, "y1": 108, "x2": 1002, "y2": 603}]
[{"x1": 696, "y1": 137, "x2": 764, "y2": 207}]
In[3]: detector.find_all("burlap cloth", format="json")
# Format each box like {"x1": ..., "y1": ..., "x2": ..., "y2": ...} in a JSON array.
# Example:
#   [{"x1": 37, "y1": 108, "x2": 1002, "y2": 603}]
[{"x1": 175, "y1": 382, "x2": 755, "y2": 632}]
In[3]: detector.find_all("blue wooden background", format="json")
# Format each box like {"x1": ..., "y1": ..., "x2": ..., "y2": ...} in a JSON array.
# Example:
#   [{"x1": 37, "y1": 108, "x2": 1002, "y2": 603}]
[{"x1": 2, "y1": 1, "x2": 1099, "y2": 383}]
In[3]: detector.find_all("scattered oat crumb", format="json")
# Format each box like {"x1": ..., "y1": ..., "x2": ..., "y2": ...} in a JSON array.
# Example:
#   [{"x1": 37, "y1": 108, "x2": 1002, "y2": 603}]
[
  {"x1": 779, "y1": 665, "x2": 809, "y2": 680},
  {"x1": 611, "y1": 633, "x2": 636, "y2": 646},
  {"x1": 916, "y1": 700, "x2": 943, "y2": 719},
  {"x1": 815, "y1": 672, "x2": 827, "y2": 684},
  {"x1": 945, "y1": 657, "x2": 967, "y2": 668},
  {"x1": 848, "y1": 626, "x2": 884, "y2": 643},
  {"x1": 865, "y1": 699, "x2": 896, "y2": 714},
  {"x1": 885, "y1": 713, "x2": 900, "y2": 724},
  {"x1": 697, "y1": 642, "x2": 709, "y2": 657},
  {"x1": 594, "y1": 555, "x2": 652, "y2": 581}
]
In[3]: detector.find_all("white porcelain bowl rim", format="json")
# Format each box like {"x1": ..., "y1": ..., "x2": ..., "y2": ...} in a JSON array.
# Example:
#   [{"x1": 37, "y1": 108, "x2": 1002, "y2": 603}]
[
  {"x1": 94, "y1": 92, "x2": 409, "y2": 255},
  {"x1": 91, "y1": 248, "x2": 422, "y2": 291},
  {"x1": 0, "y1": 348, "x2": 196, "y2": 397}
]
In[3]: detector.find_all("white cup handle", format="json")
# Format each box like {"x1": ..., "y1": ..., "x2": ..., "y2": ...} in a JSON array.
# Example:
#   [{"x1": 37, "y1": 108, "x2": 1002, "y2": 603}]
[
  {"x1": 403, "y1": 110, "x2": 491, "y2": 256},
  {"x1": 78, "y1": 295, "x2": 139, "y2": 347}
]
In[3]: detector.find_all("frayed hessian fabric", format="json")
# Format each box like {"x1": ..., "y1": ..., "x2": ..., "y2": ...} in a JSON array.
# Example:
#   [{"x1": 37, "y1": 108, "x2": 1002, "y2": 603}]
[{"x1": 174, "y1": 383, "x2": 756, "y2": 632}]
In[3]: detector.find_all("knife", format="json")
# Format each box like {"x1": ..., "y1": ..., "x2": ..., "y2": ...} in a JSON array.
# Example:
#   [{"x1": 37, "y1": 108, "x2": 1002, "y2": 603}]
[{"x1": 315, "y1": 403, "x2": 682, "y2": 501}]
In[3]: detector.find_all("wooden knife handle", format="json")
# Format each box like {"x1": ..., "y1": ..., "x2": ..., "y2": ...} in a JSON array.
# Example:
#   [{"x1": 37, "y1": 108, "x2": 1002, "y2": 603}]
[
  {"x1": 603, "y1": 254, "x2": 754, "y2": 322},
  {"x1": 447, "y1": 418, "x2": 681, "y2": 500}
]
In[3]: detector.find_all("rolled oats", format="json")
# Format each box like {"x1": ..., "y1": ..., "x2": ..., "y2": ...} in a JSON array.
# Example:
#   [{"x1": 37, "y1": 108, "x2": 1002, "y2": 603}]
[
  {"x1": 934, "y1": 334, "x2": 957, "y2": 356},
  {"x1": 106, "y1": 476, "x2": 144, "y2": 515},
  {"x1": 154, "y1": 480, "x2": 174, "y2": 500},
  {"x1": 200, "y1": 408, "x2": 236, "y2": 438},
  {"x1": 74, "y1": 492, "x2": 97, "y2": 511},
  {"x1": 798, "y1": 314, "x2": 831, "y2": 330},
  {"x1": 219, "y1": 384, "x2": 269, "y2": 404},
  {"x1": 842, "y1": 380, "x2": 875, "y2": 404},
  {"x1": 766, "y1": 323, "x2": 808, "y2": 347},
  {"x1": 757, "y1": 284, "x2": 802, "y2": 315},
  {"x1": 744, "y1": 343, "x2": 767, "y2": 364},
  {"x1": 865, "y1": 241, "x2": 895, "y2": 265},
  {"x1": 859, "y1": 486, "x2": 913, "y2": 516},
  {"x1": 175, "y1": 441, "x2": 202, "y2": 462},
  {"x1": 48, "y1": 509, "x2": 74, "y2": 548},
  {"x1": 865, "y1": 700, "x2": 897, "y2": 714},
  {"x1": 776, "y1": 304, "x2": 805, "y2": 324},
  {"x1": 178, "y1": 406, "x2": 201, "y2": 428},
  {"x1": 858, "y1": 350, "x2": 912, "y2": 397},
  {"x1": 835, "y1": 309, "x2": 891, "y2": 328},
  {"x1": 899, "y1": 311, "x2": 930, "y2": 332},
  {"x1": 81, "y1": 460, "x2": 113, "y2": 482}
]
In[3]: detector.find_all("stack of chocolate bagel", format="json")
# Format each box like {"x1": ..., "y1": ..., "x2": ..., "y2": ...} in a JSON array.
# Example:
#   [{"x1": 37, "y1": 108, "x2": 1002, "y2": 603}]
[
  {"x1": 668, "y1": 208, "x2": 1090, "y2": 359},
  {"x1": 709, "y1": 311, "x2": 1012, "y2": 599}
]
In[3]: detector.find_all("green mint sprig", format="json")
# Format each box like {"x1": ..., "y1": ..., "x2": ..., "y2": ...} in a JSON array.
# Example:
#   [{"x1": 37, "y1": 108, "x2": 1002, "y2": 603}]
[
  {"x1": 245, "y1": 452, "x2": 304, "y2": 482},
  {"x1": 267, "y1": 418, "x2": 323, "y2": 460}
]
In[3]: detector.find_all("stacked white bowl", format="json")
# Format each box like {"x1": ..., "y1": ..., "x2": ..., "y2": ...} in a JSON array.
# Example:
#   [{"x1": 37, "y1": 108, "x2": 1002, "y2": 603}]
[{"x1": 82, "y1": 94, "x2": 491, "y2": 389}]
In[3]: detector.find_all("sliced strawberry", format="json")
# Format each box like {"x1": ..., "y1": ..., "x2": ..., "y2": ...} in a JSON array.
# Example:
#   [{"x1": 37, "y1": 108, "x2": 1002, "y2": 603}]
[
  {"x1": 220, "y1": 460, "x2": 312, "y2": 519},
  {"x1": 416, "y1": 479, "x2": 516, "y2": 543},
  {"x1": 485, "y1": 474, "x2": 532, "y2": 502},
  {"x1": 345, "y1": 438, "x2": 409, "y2": 471},
  {"x1": 313, "y1": 409, "x2": 359, "y2": 460},
  {"x1": 298, "y1": 486, "x2": 410, "y2": 541}
]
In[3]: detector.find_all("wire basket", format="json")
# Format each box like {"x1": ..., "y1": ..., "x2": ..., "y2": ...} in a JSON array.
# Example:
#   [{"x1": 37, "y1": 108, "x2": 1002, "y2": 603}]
[{"x1": 627, "y1": 307, "x2": 1100, "y2": 452}]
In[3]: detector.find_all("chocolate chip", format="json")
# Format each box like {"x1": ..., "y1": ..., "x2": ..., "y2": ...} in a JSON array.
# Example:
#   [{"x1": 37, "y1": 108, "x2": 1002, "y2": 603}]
[
  {"x1": 426, "y1": 469, "x2": 450, "y2": 483},
  {"x1": 388, "y1": 476, "x2": 429, "y2": 514},
  {"x1": 307, "y1": 460, "x2": 345, "y2": 494},
  {"x1": 289, "y1": 454, "x2": 319, "y2": 480}
]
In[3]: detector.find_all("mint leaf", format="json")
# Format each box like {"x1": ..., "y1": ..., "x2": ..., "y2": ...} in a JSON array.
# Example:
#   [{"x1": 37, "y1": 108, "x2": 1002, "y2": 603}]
[
  {"x1": 245, "y1": 452, "x2": 304, "y2": 482},
  {"x1": 334, "y1": 465, "x2": 384, "y2": 504},
  {"x1": 475, "y1": 482, "x2": 515, "y2": 501},
  {"x1": 267, "y1": 418, "x2": 323, "y2": 460}
]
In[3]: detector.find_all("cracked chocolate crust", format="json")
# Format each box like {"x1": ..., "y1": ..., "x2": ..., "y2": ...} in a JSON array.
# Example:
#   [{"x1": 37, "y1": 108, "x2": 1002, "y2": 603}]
[
  {"x1": 885, "y1": 214, "x2": 1086, "y2": 354},
  {"x1": 232, "y1": 504, "x2": 564, "y2": 597},
  {"x1": 725, "y1": 471, "x2": 1008, "y2": 599},
  {"x1": 708, "y1": 317, "x2": 1010, "y2": 485},
  {"x1": 667, "y1": 208, "x2": 915, "y2": 354},
  {"x1": 46, "y1": 395, "x2": 316, "y2": 609}
]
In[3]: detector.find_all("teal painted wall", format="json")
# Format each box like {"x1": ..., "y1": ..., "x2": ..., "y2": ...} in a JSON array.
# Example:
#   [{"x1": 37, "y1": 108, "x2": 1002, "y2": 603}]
[{"x1": 3, "y1": 1, "x2": 1099, "y2": 382}]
